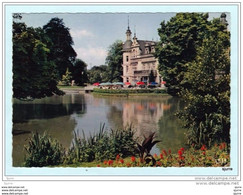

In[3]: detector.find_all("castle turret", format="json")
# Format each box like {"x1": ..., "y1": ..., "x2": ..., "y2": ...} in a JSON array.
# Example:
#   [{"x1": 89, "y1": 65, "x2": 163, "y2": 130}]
[
  {"x1": 123, "y1": 19, "x2": 132, "y2": 51},
  {"x1": 122, "y1": 20, "x2": 132, "y2": 83}
]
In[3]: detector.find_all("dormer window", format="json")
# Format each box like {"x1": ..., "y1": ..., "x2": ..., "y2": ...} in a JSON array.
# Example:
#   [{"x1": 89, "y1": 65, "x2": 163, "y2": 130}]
[{"x1": 145, "y1": 47, "x2": 149, "y2": 54}]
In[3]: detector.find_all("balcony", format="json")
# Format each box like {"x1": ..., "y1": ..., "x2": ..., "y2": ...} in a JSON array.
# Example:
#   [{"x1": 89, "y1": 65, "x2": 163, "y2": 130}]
[{"x1": 133, "y1": 70, "x2": 157, "y2": 76}]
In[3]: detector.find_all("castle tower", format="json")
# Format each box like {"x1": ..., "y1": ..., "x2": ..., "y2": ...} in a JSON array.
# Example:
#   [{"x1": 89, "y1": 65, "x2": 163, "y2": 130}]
[{"x1": 122, "y1": 18, "x2": 132, "y2": 83}]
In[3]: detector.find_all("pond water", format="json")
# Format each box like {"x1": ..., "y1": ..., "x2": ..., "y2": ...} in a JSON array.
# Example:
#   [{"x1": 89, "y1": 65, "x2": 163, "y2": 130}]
[{"x1": 12, "y1": 93, "x2": 187, "y2": 166}]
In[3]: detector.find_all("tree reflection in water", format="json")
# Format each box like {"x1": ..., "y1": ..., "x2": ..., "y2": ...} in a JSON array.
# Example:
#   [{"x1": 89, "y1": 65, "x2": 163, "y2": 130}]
[
  {"x1": 12, "y1": 93, "x2": 187, "y2": 166},
  {"x1": 12, "y1": 94, "x2": 86, "y2": 167}
]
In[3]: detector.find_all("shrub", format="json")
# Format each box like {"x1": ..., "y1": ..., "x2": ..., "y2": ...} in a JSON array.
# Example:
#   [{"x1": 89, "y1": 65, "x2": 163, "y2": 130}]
[
  {"x1": 65, "y1": 124, "x2": 138, "y2": 163},
  {"x1": 24, "y1": 132, "x2": 64, "y2": 167},
  {"x1": 93, "y1": 88, "x2": 167, "y2": 94}
]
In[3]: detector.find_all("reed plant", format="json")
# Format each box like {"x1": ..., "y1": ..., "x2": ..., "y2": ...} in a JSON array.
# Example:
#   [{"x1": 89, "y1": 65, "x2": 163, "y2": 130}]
[
  {"x1": 64, "y1": 124, "x2": 138, "y2": 164},
  {"x1": 24, "y1": 132, "x2": 64, "y2": 167}
]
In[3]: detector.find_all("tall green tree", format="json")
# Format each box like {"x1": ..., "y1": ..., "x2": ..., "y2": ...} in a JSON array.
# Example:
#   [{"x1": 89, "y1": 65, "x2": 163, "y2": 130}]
[
  {"x1": 155, "y1": 13, "x2": 209, "y2": 96},
  {"x1": 43, "y1": 17, "x2": 77, "y2": 79},
  {"x1": 71, "y1": 59, "x2": 88, "y2": 86},
  {"x1": 179, "y1": 18, "x2": 230, "y2": 148},
  {"x1": 105, "y1": 40, "x2": 123, "y2": 82},
  {"x1": 13, "y1": 21, "x2": 63, "y2": 99},
  {"x1": 87, "y1": 65, "x2": 109, "y2": 84}
]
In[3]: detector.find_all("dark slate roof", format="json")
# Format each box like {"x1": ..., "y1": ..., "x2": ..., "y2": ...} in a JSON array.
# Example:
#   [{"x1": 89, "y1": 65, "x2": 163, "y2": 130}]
[
  {"x1": 136, "y1": 40, "x2": 157, "y2": 55},
  {"x1": 123, "y1": 40, "x2": 132, "y2": 50}
]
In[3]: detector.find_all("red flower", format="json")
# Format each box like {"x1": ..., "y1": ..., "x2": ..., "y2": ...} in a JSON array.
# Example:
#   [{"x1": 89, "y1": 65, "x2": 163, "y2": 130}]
[
  {"x1": 202, "y1": 151, "x2": 206, "y2": 156},
  {"x1": 160, "y1": 153, "x2": 164, "y2": 160},
  {"x1": 168, "y1": 149, "x2": 171, "y2": 155},
  {"x1": 116, "y1": 154, "x2": 120, "y2": 161},
  {"x1": 154, "y1": 154, "x2": 158, "y2": 158},
  {"x1": 120, "y1": 159, "x2": 124, "y2": 164},
  {"x1": 219, "y1": 145, "x2": 223, "y2": 150},
  {"x1": 126, "y1": 163, "x2": 131, "y2": 167},
  {"x1": 156, "y1": 161, "x2": 162, "y2": 166},
  {"x1": 103, "y1": 160, "x2": 107, "y2": 165},
  {"x1": 178, "y1": 148, "x2": 185, "y2": 161},
  {"x1": 219, "y1": 143, "x2": 226, "y2": 150},
  {"x1": 178, "y1": 150, "x2": 183, "y2": 156},
  {"x1": 201, "y1": 145, "x2": 207, "y2": 151},
  {"x1": 223, "y1": 143, "x2": 226, "y2": 149},
  {"x1": 97, "y1": 164, "x2": 100, "y2": 167},
  {"x1": 179, "y1": 156, "x2": 185, "y2": 161},
  {"x1": 131, "y1": 156, "x2": 136, "y2": 162},
  {"x1": 108, "y1": 160, "x2": 113, "y2": 166},
  {"x1": 162, "y1": 149, "x2": 167, "y2": 156}
]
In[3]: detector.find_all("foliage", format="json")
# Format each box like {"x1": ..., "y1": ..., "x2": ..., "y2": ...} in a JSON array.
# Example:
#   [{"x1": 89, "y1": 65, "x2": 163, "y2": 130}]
[
  {"x1": 24, "y1": 132, "x2": 64, "y2": 167},
  {"x1": 23, "y1": 132, "x2": 230, "y2": 167},
  {"x1": 99, "y1": 143, "x2": 230, "y2": 167},
  {"x1": 43, "y1": 17, "x2": 77, "y2": 79},
  {"x1": 155, "y1": 13, "x2": 230, "y2": 148},
  {"x1": 59, "y1": 68, "x2": 72, "y2": 86},
  {"x1": 155, "y1": 13, "x2": 210, "y2": 96},
  {"x1": 87, "y1": 65, "x2": 109, "y2": 84},
  {"x1": 64, "y1": 124, "x2": 138, "y2": 164},
  {"x1": 178, "y1": 18, "x2": 230, "y2": 148},
  {"x1": 13, "y1": 21, "x2": 64, "y2": 99},
  {"x1": 70, "y1": 59, "x2": 88, "y2": 86},
  {"x1": 137, "y1": 132, "x2": 160, "y2": 165},
  {"x1": 105, "y1": 40, "x2": 123, "y2": 82}
]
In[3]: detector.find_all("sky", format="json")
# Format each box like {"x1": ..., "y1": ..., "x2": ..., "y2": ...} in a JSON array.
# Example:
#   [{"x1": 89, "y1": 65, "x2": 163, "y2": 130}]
[{"x1": 20, "y1": 12, "x2": 230, "y2": 69}]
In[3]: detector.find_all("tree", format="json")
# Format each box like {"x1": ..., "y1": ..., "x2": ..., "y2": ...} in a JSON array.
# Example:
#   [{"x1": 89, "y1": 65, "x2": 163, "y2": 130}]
[
  {"x1": 13, "y1": 21, "x2": 63, "y2": 99},
  {"x1": 105, "y1": 40, "x2": 123, "y2": 82},
  {"x1": 43, "y1": 17, "x2": 77, "y2": 79},
  {"x1": 178, "y1": 18, "x2": 230, "y2": 148},
  {"x1": 60, "y1": 68, "x2": 72, "y2": 86},
  {"x1": 155, "y1": 13, "x2": 209, "y2": 96},
  {"x1": 71, "y1": 59, "x2": 88, "y2": 86},
  {"x1": 87, "y1": 65, "x2": 109, "y2": 84}
]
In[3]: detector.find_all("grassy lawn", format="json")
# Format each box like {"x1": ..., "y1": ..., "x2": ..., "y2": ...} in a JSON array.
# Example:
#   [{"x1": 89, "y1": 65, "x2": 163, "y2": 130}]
[{"x1": 58, "y1": 85, "x2": 84, "y2": 89}]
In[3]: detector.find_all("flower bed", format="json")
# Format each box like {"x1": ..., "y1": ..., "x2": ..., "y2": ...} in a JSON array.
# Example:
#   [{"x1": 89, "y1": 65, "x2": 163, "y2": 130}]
[{"x1": 97, "y1": 143, "x2": 230, "y2": 167}]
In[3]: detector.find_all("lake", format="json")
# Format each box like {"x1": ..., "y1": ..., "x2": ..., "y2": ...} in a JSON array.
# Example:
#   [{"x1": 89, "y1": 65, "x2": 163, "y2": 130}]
[{"x1": 12, "y1": 92, "x2": 187, "y2": 166}]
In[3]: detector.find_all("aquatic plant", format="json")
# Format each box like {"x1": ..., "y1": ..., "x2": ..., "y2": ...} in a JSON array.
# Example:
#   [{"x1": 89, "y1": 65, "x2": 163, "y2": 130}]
[
  {"x1": 64, "y1": 124, "x2": 138, "y2": 163},
  {"x1": 137, "y1": 132, "x2": 161, "y2": 166},
  {"x1": 24, "y1": 132, "x2": 64, "y2": 167}
]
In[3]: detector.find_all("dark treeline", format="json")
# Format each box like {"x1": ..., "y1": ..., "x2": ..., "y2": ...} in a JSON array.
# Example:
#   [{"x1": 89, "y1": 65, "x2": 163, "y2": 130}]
[{"x1": 13, "y1": 15, "x2": 88, "y2": 99}]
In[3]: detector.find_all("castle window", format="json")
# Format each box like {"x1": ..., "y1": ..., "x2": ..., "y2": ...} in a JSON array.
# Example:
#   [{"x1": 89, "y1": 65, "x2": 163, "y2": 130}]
[{"x1": 126, "y1": 56, "x2": 129, "y2": 62}]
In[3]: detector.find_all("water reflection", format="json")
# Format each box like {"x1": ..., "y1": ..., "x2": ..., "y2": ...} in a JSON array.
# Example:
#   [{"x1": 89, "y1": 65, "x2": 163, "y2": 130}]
[
  {"x1": 105, "y1": 96, "x2": 171, "y2": 138},
  {"x1": 12, "y1": 94, "x2": 86, "y2": 166},
  {"x1": 157, "y1": 98, "x2": 187, "y2": 153},
  {"x1": 12, "y1": 93, "x2": 187, "y2": 166},
  {"x1": 13, "y1": 94, "x2": 86, "y2": 122}
]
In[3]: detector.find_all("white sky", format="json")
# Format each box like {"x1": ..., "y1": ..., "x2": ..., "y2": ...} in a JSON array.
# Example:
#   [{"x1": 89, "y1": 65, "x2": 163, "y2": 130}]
[{"x1": 20, "y1": 12, "x2": 230, "y2": 69}]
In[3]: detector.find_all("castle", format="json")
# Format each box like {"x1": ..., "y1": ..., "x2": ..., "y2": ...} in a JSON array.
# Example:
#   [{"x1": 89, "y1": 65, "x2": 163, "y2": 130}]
[
  {"x1": 121, "y1": 25, "x2": 161, "y2": 85},
  {"x1": 121, "y1": 13, "x2": 228, "y2": 85}
]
